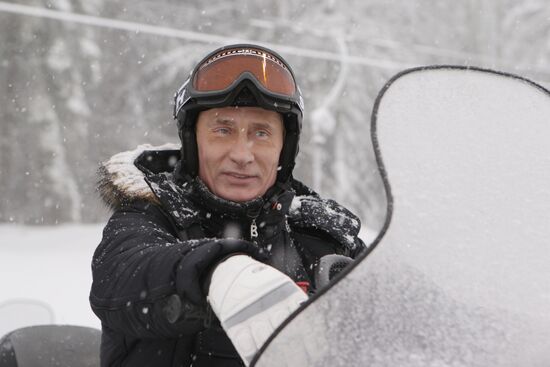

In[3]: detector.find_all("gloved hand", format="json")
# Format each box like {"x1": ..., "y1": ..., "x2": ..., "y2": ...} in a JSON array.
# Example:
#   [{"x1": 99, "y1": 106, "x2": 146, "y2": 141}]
[
  {"x1": 176, "y1": 239, "x2": 265, "y2": 306},
  {"x1": 207, "y1": 255, "x2": 308, "y2": 366}
]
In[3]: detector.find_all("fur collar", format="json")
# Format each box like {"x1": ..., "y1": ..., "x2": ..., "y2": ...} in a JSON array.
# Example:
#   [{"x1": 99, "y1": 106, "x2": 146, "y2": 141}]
[{"x1": 97, "y1": 143, "x2": 180, "y2": 210}]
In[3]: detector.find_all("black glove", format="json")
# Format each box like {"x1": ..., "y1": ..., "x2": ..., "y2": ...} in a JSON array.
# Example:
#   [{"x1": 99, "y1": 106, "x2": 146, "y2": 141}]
[{"x1": 175, "y1": 239, "x2": 265, "y2": 306}]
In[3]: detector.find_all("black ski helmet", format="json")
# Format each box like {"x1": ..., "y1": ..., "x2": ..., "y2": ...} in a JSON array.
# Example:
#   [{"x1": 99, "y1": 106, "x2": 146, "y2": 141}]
[{"x1": 173, "y1": 44, "x2": 304, "y2": 188}]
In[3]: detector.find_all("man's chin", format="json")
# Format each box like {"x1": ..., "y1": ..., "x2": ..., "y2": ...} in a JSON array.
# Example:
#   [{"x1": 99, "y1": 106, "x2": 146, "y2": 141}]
[{"x1": 217, "y1": 188, "x2": 262, "y2": 203}]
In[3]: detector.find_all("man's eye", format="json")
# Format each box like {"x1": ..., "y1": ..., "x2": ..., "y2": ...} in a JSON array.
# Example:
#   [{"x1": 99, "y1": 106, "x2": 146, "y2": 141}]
[
  {"x1": 214, "y1": 127, "x2": 231, "y2": 135},
  {"x1": 255, "y1": 130, "x2": 269, "y2": 138}
]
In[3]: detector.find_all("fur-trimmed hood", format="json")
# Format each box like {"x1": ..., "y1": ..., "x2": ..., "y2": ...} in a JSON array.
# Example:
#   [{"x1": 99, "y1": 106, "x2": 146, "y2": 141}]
[
  {"x1": 97, "y1": 144, "x2": 364, "y2": 253},
  {"x1": 97, "y1": 143, "x2": 180, "y2": 209}
]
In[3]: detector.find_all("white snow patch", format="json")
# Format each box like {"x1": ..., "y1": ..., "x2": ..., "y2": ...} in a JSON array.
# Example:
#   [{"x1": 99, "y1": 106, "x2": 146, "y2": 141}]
[
  {"x1": 289, "y1": 196, "x2": 304, "y2": 215},
  {"x1": 359, "y1": 227, "x2": 379, "y2": 247},
  {"x1": 80, "y1": 38, "x2": 101, "y2": 58},
  {"x1": 47, "y1": 39, "x2": 71, "y2": 72},
  {"x1": 50, "y1": 0, "x2": 72, "y2": 12},
  {"x1": 0, "y1": 224, "x2": 103, "y2": 337}
]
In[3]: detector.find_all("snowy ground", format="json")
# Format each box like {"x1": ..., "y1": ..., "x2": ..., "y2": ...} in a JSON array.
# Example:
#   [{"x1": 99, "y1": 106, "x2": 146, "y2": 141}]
[
  {"x1": 0, "y1": 224, "x2": 103, "y2": 337},
  {"x1": 0, "y1": 224, "x2": 378, "y2": 338}
]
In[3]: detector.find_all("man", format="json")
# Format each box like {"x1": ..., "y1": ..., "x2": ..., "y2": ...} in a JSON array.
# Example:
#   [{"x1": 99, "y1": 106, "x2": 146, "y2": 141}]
[{"x1": 90, "y1": 44, "x2": 366, "y2": 367}]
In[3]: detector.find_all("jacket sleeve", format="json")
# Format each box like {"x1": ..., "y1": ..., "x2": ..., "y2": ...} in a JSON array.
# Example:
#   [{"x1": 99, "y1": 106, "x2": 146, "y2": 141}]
[{"x1": 89, "y1": 200, "x2": 256, "y2": 339}]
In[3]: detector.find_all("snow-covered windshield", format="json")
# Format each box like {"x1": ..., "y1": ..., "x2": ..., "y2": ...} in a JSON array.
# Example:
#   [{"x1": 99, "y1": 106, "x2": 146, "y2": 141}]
[{"x1": 255, "y1": 67, "x2": 550, "y2": 366}]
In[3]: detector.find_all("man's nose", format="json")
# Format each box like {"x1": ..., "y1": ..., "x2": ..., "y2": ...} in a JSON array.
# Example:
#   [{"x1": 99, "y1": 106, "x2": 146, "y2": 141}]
[{"x1": 228, "y1": 134, "x2": 254, "y2": 166}]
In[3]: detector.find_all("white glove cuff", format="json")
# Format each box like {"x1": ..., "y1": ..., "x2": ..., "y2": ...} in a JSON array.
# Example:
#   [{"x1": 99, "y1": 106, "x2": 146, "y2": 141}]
[{"x1": 208, "y1": 255, "x2": 307, "y2": 365}]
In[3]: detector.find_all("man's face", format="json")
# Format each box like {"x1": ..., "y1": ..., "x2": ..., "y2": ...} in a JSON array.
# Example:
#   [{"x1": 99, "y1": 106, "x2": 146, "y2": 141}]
[{"x1": 196, "y1": 106, "x2": 284, "y2": 202}]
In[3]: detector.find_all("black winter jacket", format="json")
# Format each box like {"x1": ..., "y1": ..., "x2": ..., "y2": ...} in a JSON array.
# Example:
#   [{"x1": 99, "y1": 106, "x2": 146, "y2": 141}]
[{"x1": 90, "y1": 145, "x2": 366, "y2": 367}]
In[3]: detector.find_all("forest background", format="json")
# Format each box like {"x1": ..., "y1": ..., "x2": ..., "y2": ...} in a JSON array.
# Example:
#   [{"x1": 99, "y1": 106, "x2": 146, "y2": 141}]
[{"x1": 1, "y1": 0, "x2": 548, "y2": 233}]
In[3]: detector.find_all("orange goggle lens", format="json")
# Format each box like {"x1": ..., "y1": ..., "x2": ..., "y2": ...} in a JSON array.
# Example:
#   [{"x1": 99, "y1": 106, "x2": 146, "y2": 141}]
[{"x1": 192, "y1": 48, "x2": 297, "y2": 96}]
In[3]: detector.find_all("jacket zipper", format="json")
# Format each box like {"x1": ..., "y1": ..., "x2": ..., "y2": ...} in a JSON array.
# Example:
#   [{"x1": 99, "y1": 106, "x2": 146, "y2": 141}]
[{"x1": 250, "y1": 219, "x2": 259, "y2": 241}]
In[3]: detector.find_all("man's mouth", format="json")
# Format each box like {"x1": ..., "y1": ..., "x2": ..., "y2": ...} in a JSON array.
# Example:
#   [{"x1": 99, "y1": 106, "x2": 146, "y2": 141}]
[{"x1": 223, "y1": 172, "x2": 257, "y2": 180}]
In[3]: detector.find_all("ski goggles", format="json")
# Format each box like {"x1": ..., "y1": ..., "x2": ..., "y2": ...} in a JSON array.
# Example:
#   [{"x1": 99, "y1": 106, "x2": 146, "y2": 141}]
[
  {"x1": 174, "y1": 44, "x2": 304, "y2": 119},
  {"x1": 194, "y1": 46, "x2": 297, "y2": 95}
]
